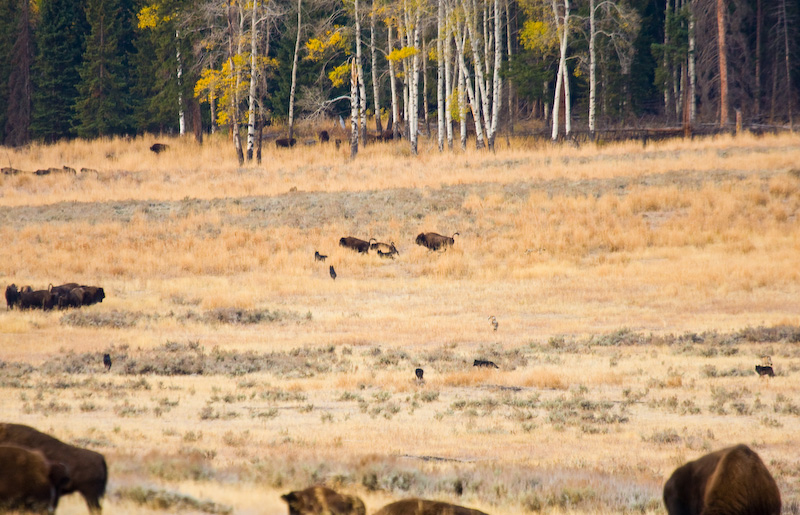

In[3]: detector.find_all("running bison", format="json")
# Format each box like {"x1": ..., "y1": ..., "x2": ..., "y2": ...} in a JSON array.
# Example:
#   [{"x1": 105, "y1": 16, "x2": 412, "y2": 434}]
[
  {"x1": 415, "y1": 232, "x2": 459, "y2": 251},
  {"x1": 339, "y1": 236, "x2": 371, "y2": 254},
  {"x1": 281, "y1": 486, "x2": 366, "y2": 515},
  {"x1": 663, "y1": 444, "x2": 781, "y2": 515},
  {"x1": 0, "y1": 423, "x2": 108, "y2": 513},
  {"x1": 373, "y1": 499, "x2": 489, "y2": 515},
  {"x1": 0, "y1": 445, "x2": 70, "y2": 514}
]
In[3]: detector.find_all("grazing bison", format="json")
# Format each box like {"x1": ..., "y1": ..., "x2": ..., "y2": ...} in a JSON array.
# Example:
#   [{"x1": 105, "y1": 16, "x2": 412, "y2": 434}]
[
  {"x1": 314, "y1": 251, "x2": 327, "y2": 262},
  {"x1": 80, "y1": 286, "x2": 105, "y2": 306},
  {"x1": 755, "y1": 365, "x2": 775, "y2": 377},
  {"x1": 5, "y1": 284, "x2": 20, "y2": 309},
  {"x1": 150, "y1": 143, "x2": 169, "y2": 153},
  {"x1": 415, "y1": 232, "x2": 459, "y2": 251},
  {"x1": 374, "y1": 499, "x2": 488, "y2": 515},
  {"x1": 276, "y1": 138, "x2": 297, "y2": 148},
  {"x1": 339, "y1": 237, "x2": 371, "y2": 254},
  {"x1": 0, "y1": 445, "x2": 70, "y2": 514},
  {"x1": 473, "y1": 360, "x2": 499, "y2": 369},
  {"x1": 281, "y1": 486, "x2": 366, "y2": 515},
  {"x1": 0, "y1": 423, "x2": 108, "y2": 513},
  {"x1": 663, "y1": 444, "x2": 781, "y2": 515},
  {"x1": 19, "y1": 290, "x2": 56, "y2": 310}
]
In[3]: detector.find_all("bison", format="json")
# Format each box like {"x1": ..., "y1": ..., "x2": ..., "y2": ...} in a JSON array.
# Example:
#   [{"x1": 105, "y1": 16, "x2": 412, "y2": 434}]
[
  {"x1": 150, "y1": 143, "x2": 169, "y2": 153},
  {"x1": 80, "y1": 286, "x2": 105, "y2": 306},
  {"x1": 0, "y1": 444, "x2": 70, "y2": 514},
  {"x1": 0, "y1": 423, "x2": 108, "y2": 513},
  {"x1": 281, "y1": 486, "x2": 366, "y2": 515},
  {"x1": 473, "y1": 360, "x2": 499, "y2": 369},
  {"x1": 415, "y1": 232, "x2": 459, "y2": 251},
  {"x1": 19, "y1": 290, "x2": 56, "y2": 310},
  {"x1": 318, "y1": 130, "x2": 330, "y2": 143},
  {"x1": 373, "y1": 499, "x2": 489, "y2": 515},
  {"x1": 49, "y1": 283, "x2": 80, "y2": 309},
  {"x1": 276, "y1": 138, "x2": 297, "y2": 148},
  {"x1": 663, "y1": 444, "x2": 781, "y2": 515},
  {"x1": 339, "y1": 237, "x2": 371, "y2": 254},
  {"x1": 5, "y1": 284, "x2": 20, "y2": 309}
]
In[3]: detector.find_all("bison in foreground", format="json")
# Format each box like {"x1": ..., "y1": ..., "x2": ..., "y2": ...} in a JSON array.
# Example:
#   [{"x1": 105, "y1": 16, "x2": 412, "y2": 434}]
[
  {"x1": 5, "y1": 284, "x2": 20, "y2": 309},
  {"x1": 281, "y1": 486, "x2": 365, "y2": 515},
  {"x1": 415, "y1": 232, "x2": 459, "y2": 251},
  {"x1": 339, "y1": 236, "x2": 370, "y2": 254},
  {"x1": 0, "y1": 444, "x2": 69, "y2": 514},
  {"x1": 0, "y1": 423, "x2": 108, "y2": 513},
  {"x1": 663, "y1": 444, "x2": 781, "y2": 515},
  {"x1": 374, "y1": 499, "x2": 489, "y2": 515}
]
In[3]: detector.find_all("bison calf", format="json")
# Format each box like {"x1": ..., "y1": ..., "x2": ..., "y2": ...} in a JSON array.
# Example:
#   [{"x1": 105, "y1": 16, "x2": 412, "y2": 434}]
[
  {"x1": 663, "y1": 444, "x2": 781, "y2": 515},
  {"x1": 373, "y1": 499, "x2": 489, "y2": 515},
  {"x1": 0, "y1": 423, "x2": 108, "y2": 513},
  {"x1": 281, "y1": 486, "x2": 365, "y2": 515},
  {"x1": 0, "y1": 444, "x2": 69, "y2": 514}
]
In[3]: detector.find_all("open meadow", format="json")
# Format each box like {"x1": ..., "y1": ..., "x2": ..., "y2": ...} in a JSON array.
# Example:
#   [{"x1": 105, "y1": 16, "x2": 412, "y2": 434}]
[{"x1": 1, "y1": 132, "x2": 799, "y2": 514}]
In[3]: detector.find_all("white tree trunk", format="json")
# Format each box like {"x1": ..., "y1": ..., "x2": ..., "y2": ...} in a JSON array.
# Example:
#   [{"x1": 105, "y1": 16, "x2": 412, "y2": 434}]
[
  {"x1": 350, "y1": 58, "x2": 359, "y2": 158},
  {"x1": 487, "y1": 0, "x2": 501, "y2": 149},
  {"x1": 462, "y1": 0, "x2": 490, "y2": 135},
  {"x1": 176, "y1": 30, "x2": 185, "y2": 135},
  {"x1": 563, "y1": 0, "x2": 571, "y2": 136},
  {"x1": 289, "y1": 0, "x2": 301, "y2": 142},
  {"x1": 246, "y1": 0, "x2": 259, "y2": 160},
  {"x1": 437, "y1": 0, "x2": 445, "y2": 151},
  {"x1": 454, "y1": 21, "x2": 485, "y2": 148},
  {"x1": 227, "y1": 2, "x2": 244, "y2": 164},
  {"x1": 209, "y1": 93, "x2": 216, "y2": 134},
  {"x1": 589, "y1": 0, "x2": 596, "y2": 135},
  {"x1": 444, "y1": 3, "x2": 454, "y2": 149},
  {"x1": 355, "y1": 0, "x2": 367, "y2": 143},
  {"x1": 550, "y1": 0, "x2": 569, "y2": 140},
  {"x1": 688, "y1": 1, "x2": 696, "y2": 123},
  {"x1": 458, "y1": 53, "x2": 467, "y2": 149},
  {"x1": 409, "y1": 6, "x2": 421, "y2": 153},
  {"x1": 388, "y1": 24, "x2": 400, "y2": 140},
  {"x1": 370, "y1": 8, "x2": 382, "y2": 133}
]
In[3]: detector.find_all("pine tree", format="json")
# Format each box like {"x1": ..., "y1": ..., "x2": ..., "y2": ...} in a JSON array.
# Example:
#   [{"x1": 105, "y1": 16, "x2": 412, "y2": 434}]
[
  {"x1": 4, "y1": 0, "x2": 33, "y2": 146},
  {"x1": 30, "y1": 0, "x2": 88, "y2": 141},
  {"x1": 0, "y1": 0, "x2": 20, "y2": 136},
  {"x1": 75, "y1": 0, "x2": 136, "y2": 138}
]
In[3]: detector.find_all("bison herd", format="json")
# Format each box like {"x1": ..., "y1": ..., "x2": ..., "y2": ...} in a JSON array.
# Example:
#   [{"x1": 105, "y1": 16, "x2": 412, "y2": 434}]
[
  {"x1": 0, "y1": 420, "x2": 784, "y2": 515},
  {"x1": 280, "y1": 444, "x2": 782, "y2": 515},
  {"x1": 0, "y1": 423, "x2": 107, "y2": 514},
  {"x1": 334, "y1": 232, "x2": 456, "y2": 257},
  {"x1": 5, "y1": 283, "x2": 105, "y2": 311}
]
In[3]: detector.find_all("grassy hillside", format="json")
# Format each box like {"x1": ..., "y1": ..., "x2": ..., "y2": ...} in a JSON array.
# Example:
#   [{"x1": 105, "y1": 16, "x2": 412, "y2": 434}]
[{"x1": 1, "y1": 133, "x2": 799, "y2": 514}]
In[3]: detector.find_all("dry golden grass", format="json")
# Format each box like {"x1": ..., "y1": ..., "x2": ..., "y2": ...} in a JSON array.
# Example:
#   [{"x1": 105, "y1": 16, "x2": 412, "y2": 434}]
[{"x1": 1, "y1": 132, "x2": 799, "y2": 514}]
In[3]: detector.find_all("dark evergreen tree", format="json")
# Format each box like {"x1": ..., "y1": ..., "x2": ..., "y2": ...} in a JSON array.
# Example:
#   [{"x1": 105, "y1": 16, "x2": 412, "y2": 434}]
[
  {"x1": 75, "y1": 0, "x2": 136, "y2": 137},
  {"x1": 4, "y1": 0, "x2": 33, "y2": 146},
  {"x1": 30, "y1": 0, "x2": 88, "y2": 141},
  {"x1": 0, "y1": 0, "x2": 20, "y2": 137}
]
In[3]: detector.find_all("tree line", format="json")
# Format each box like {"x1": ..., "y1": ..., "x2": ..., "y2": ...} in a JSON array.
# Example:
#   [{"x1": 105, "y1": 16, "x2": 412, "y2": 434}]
[{"x1": 0, "y1": 0, "x2": 798, "y2": 158}]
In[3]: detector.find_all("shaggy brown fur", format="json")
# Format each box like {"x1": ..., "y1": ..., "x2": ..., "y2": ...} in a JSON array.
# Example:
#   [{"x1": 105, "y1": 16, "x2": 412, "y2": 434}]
[
  {"x1": 0, "y1": 444, "x2": 69, "y2": 514},
  {"x1": 0, "y1": 423, "x2": 108, "y2": 513},
  {"x1": 373, "y1": 499, "x2": 489, "y2": 515},
  {"x1": 281, "y1": 486, "x2": 366, "y2": 515},
  {"x1": 663, "y1": 444, "x2": 781, "y2": 515},
  {"x1": 5, "y1": 284, "x2": 20, "y2": 309},
  {"x1": 18, "y1": 289, "x2": 56, "y2": 310},
  {"x1": 415, "y1": 232, "x2": 459, "y2": 251},
  {"x1": 339, "y1": 236, "x2": 370, "y2": 254}
]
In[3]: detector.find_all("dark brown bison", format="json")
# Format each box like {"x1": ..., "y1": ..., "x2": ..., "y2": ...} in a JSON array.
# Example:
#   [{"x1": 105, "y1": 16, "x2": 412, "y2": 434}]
[
  {"x1": 5, "y1": 284, "x2": 20, "y2": 309},
  {"x1": 19, "y1": 290, "x2": 56, "y2": 310},
  {"x1": 339, "y1": 236, "x2": 370, "y2": 254},
  {"x1": 281, "y1": 486, "x2": 366, "y2": 515},
  {"x1": 0, "y1": 423, "x2": 108, "y2": 513},
  {"x1": 755, "y1": 365, "x2": 775, "y2": 377},
  {"x1": 276, "y1": 138, "x2": 297, "y2": 148},
  {"x1": 415, "y1": 232, "x2": 459, "y2": 251},
  {"x1": 374, "y1": 499, "x2": 489, "y2": 515},
  {"x1": 80, "y1": 286, "x2": 105, "y2": 306},
  {"x1": 50, "y1": 283, "x2": 80, "y2": 309},
  {"x1": 663, "y1": 444, "x2": 781, "y2": 515},
  {"x1": 0, "y1": 444, "x2": 70, "y2": 514},
  {"x1": 318, "y1": 130, "x2": 330, "y2": 143},
  {"x1": 150, "y1": 143, "x2": 169, "y2": 153}
]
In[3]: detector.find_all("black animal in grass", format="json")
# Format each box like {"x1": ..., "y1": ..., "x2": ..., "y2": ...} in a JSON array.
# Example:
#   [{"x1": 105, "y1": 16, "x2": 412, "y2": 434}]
[
  {"x1": 473, "y1": 359, "x2": 499, "y2": 369},
  {"x1": 755, "y1": 365, "x2": 774, "y2": 377},
  {"x1": 415, "y1": 368, "x2": 424, "y2": 381},
  {"x1": 314, "y1": 251, "x2": 328, "y2": 262},
  {"x1": 103, "y1": 354, "x2": 112, "y2": 371},
  {"x1": 150, "y1": 143, "x2": 169, "y2": 153},
  {"x1": 330, "y1": 266, "x2": 337, "y2": 281}
]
